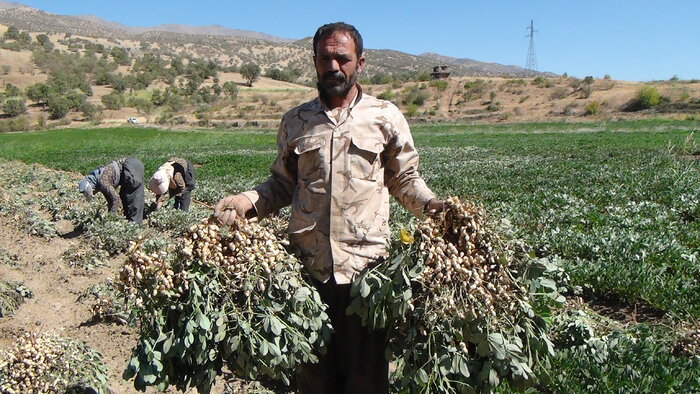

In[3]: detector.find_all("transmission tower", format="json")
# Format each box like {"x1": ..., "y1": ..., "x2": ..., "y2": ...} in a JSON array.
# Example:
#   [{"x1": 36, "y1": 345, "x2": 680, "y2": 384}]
[{"x1": 525, "y1": 19, "x2": 538, "y2": 72}]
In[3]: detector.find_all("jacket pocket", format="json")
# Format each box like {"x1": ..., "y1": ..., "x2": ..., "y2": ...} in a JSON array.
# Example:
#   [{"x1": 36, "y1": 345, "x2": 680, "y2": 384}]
[
  {"x1": 292, "y1": 135, "x2": 325, "y2": 182},
  {"x1": 349, "y1": 137, "x2": 383, "y2": 181}
]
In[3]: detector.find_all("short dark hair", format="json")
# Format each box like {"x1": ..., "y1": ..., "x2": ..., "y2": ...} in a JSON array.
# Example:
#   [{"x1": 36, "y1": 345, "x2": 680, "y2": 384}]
[{"x1": 313, "y1": 22, "x2": 363, "y2": 58}]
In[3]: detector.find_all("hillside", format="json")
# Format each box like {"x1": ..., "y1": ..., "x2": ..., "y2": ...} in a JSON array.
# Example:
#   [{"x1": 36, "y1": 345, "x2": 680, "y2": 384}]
[
  {"x1": 0, "y1": 3, "x2": 546, "y2": 77},
  {"x1": 0, "y1": 7, "x2": 698, "y2": 131}
]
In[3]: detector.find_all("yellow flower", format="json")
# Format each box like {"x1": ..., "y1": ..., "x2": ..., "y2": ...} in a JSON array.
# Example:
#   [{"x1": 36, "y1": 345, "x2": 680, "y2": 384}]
[{"x1": 399, "y1": 228, "x2": 414, "y2": 244}]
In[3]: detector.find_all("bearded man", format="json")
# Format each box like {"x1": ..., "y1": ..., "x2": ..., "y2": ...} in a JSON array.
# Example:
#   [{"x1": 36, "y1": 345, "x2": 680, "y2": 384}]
[{"x1": 215, "y1": 22, "x2": 443, "y2": 393}]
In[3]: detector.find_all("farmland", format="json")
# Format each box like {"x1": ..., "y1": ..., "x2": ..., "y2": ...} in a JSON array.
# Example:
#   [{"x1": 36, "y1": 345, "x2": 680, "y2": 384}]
[{"x1": 0, "y1": 118, "x2": 699, "y2": 392}]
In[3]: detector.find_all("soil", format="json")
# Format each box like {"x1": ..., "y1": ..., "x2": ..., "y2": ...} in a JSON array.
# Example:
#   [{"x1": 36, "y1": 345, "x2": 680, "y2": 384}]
[{"x1": 0, "y1": 218, "x2": 170, "y2": 393}]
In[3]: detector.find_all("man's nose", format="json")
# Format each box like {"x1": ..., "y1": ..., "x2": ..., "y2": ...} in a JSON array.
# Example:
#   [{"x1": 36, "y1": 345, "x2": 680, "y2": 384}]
[{"x1": 328, "y1": 58, "x2": 340, "y2": 71}]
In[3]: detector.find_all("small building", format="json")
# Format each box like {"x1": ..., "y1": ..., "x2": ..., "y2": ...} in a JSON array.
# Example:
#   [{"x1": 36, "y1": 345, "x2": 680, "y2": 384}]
[{"x1": 431, "y1": 65, "x2": 450, "y2": 80}]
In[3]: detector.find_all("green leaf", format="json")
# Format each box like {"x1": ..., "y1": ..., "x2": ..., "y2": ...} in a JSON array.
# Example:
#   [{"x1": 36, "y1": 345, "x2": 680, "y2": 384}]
[
  {"x1": 270, "y1": 316, "x2": 283, "y2": 336},
  {"x1": 294, "y1": 287, "x2": 311, "y2": 302},
  {"x1": 162, "y1": 334, "x2": 173, "y2": 354},
  {"x1": 360, "y1": 279, "x2": 371, "y2": 298},
  {"x1": 260, "y1": 340, "x2": 269, "y2": 356},
  {"x1": 459, "y1": 357, "x2": 470, "y2": 377},
  {"x1": 417, "y1": 368, "x2": 429, "y2": 384},
  {"x1": 198, "y1": 314, "x2": 211, "y2": 330}
]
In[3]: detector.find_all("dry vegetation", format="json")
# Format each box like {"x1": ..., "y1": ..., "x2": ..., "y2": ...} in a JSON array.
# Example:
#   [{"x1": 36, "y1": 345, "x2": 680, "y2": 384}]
[{"x1": 0, "y1": 19, "x2": 696, "y2": 131}]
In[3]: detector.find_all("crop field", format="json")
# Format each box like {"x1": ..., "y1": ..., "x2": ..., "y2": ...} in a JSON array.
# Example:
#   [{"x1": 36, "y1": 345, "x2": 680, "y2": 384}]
[{"x1": 0, "y1": 118, "x2": 699, "y2": 392}]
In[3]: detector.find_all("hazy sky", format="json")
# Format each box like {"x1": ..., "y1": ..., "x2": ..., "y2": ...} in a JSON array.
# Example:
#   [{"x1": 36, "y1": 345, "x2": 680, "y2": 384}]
[{"x1": 12, "y1": 0, "x2": 700, "y2": 81}]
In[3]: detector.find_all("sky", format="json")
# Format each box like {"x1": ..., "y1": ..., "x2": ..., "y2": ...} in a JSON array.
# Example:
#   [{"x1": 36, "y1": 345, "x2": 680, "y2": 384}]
[{"x1": 11, "y1": 0, "x2": 700, "y2": 82}]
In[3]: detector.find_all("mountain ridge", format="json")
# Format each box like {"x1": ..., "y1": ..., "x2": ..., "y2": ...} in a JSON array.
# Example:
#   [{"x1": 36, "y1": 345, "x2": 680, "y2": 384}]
[{"x1": 0, "y1": 1, "x2": 550, "y2": 77}]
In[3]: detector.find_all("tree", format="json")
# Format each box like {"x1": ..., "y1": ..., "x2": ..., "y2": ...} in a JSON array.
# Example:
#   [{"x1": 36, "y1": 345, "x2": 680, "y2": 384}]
[
  {"x1": 36, "y1": 34, "x2": 54, "y2": 51},
  {"x1": 110, "y1": 46, "x2": 130, "y2": 66},
  {"x1": 3, "y1": 26, "x2": 19, "y2": 40},
  {"x1": 240, "y1": 63, "x2": 261, "y2": 87},
  {"x1": 222, "y1": 81, "x2": 238, "y2": 99},
  {"x1": 26, "y1": 83, "x2": 53, "y2": 105},
  {"x1": 65, "y1": 90, "x2": 88, "y2": 110},
  {"x1": 4, "y1": 83, "x2": 22, "y2": 98},
  {"x1": 3, "y1": 98, "x2": 26, "y2": 117},
  {"x1": 101, "y1": 92, "x2": 124, "y2": 110},
  {"x1": 47, "y1": 95, "x2": 70, "y2": 119}
]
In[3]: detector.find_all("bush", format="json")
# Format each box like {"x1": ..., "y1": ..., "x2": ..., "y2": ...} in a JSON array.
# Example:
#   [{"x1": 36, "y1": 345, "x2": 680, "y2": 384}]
[
  {"x1": 637, "y1": 86, "x2": 661, "y2": 109},
  {"x1": 46, "y1": 95, "x2": 70, "y2": 119},
  {"x1": 377, "y1": 90, "x2": 395, "y2": 100},
  {"x1": 404, "y1": 103, "x2": 418, "y2": 117},
  {"x1": 550, "y1": 87, "x2": 569, "y2": 100},
  {"x1": 429, "y1": 80, "x2": 448, "y2": 92},
  {"x1": 2, "y1": 98, "x2": 26, "y2": 117},
  {"x1": 101, "y1": 92, "x2": 124, "y2": 110},
  {"x1": 403, "y1": 88, "x2": 430, "y2": 107},
  {"x1": 370, "y1": 73, "x2": 392, "y2": 85},
  {"x1": 584, "y1": 101, "x2": 600, "y2": 115},
  {"x1": 532, "y1": 76, "x2": 553, "y2": 88}
]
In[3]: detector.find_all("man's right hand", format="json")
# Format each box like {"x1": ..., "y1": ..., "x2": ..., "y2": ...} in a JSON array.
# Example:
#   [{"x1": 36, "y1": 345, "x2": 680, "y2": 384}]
[{"x1": 214, "y1": 194, "x2": 254, "y2": 225}]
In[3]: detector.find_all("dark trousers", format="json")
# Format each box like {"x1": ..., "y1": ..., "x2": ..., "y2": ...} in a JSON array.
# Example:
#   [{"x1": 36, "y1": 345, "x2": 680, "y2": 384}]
[
  {"x1": 297, "y1": 278, "x2": 389, "y2": 394},
  {"x1": 119, "y1": 158, "x2": 144, "y2": 224},
  {"x1": 174, "y1": 188, "x2": 192, "y2": 211}
]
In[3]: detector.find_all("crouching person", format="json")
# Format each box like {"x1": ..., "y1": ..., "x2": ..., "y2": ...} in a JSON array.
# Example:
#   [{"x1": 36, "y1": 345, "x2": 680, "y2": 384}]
[
  {"x1": 148, "y1": 157, "x2": 196, "y2": 211},
  {"x1": 78, "y1": 157, "x2": 145, "y2": 224}
]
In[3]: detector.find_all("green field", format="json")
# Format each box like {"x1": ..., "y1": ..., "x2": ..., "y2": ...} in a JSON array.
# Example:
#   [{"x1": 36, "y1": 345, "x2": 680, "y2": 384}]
[{"x1": 1, "y1": 118, "x2": 699, "y2": 391}]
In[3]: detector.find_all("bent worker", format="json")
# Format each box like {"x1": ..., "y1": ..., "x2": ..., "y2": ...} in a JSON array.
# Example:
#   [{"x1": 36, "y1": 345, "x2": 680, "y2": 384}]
[
  {"x1": 148, "y1": 157, "x2": 196, "y2": 211},
  {"x1": 214, "y1": 22, "x2": 443, "y2": 394},
  {"x1": 78, "y1": 157, "x2": 145, "y2": 224}
]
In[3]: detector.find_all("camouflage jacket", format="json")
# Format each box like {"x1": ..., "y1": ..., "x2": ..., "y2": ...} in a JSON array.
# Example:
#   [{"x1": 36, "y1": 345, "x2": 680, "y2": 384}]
[
  {"x1": 97, "y1": 158, "x2": 126, "y2": 214},
  {"x1": 243, "y1": 86, "x2": 436, "y2": 284},
  {"x1": 155, "y1": 157, "x2": 194, "y2": 205}
]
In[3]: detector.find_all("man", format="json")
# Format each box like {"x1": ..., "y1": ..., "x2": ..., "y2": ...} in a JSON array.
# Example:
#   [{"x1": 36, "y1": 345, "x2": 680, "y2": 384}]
[
  {"x1": 214, "y1": 22, "x2": 442, "y2": 393},
  {"x1": 78, "y1": 157, "x2": 145, "y2": 224},
  {"x1": 148, "y1": 157, "x2": 196, "y2": 211}
]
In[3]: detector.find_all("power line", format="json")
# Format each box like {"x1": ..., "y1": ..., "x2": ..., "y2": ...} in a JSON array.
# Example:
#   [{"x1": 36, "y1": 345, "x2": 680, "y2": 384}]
[{"x1": 525, "y1": 19, "x2": 538, "y2": 72}]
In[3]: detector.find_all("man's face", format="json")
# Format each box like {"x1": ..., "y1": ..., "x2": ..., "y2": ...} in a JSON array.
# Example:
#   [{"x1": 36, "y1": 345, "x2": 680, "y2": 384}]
[{"x1": 314, "y1": 31, "x2": 365, "y2": 98}]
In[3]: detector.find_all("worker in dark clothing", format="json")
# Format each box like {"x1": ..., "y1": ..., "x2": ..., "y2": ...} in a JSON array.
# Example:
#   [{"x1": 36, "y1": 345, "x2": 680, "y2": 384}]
[
  {"x1": 148, "y1": 157, "x2": 196, "y2": 211},
  {"x1": 78, "y1": 157, "x2": 145, "y2": 224}
]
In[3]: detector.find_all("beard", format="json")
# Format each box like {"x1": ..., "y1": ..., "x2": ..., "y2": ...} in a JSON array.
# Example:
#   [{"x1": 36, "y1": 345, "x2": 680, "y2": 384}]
[{"x1": 316, "y1": 68, "x2": 359, "y2": 101}]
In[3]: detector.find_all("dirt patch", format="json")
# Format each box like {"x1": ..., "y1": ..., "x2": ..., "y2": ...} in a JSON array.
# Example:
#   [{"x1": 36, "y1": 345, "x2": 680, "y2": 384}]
[
  {"x1": 0, "y1": 219, "x2": 144, "y2": 393},
  {"x1": 584, "y1": 293, "x2": 667, "y2": 324}
]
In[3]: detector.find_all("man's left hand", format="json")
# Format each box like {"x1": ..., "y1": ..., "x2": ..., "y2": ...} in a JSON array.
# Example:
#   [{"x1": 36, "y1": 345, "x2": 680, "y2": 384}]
[{"x1": 425, "y1": 198, "x2": 445, "y2": 215}]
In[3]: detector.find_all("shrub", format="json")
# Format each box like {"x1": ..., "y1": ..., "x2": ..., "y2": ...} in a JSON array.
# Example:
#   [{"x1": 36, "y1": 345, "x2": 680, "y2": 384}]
[
  {"x1": 46, "y1": 95, "x2": 70, "y2": 119},
  {"x1": 26, "y1": 82, "x2": 53, "y2": 105},
  {"x1": 403, "y1": 88, "x2": 430, "y2": 107},
  {"x1": 550, "y1": 87, "x2": 569, "y2": 100},
  {"x1": 584, "y1": 101, "x2": 600, "y2": 115},
  {"x1": 377, "y1": 90, "x2": 395, "y2": 100},
  {"x1": 579, "y1": 85, "x2": 593, "y2": 99},
  {"x1": 532, "y1": 76, "x2": 553, "y2": 88},
  {"x1": 429, "y1": 80, "x2": 448, "y2": 92},
  {"x1": 101, "y1": 92, "x2": 124, "y2": 110},
  {"x1": 370, "y1": 73, "x2": 392, "y2": 85},
  {"x1": 0, "y1": 116, "x2": 30, "y2": 133},
  {"x1": 2, "y1": 98, "x2": 26, "y2": 117},
  {"x1": 405, "y1": 103, "x2": 418, "y2": 117},
  {"x1": 637, "y1": 86, "x2": 661, "y2": 109}
]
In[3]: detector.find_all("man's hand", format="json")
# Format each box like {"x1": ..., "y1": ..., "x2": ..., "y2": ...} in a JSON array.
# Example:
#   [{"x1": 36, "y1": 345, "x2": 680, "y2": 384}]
[
  {"x1": 424, "y1": 198, "x2": 445, "y2": 216},
  {"x1": 214, "y1": 194, "x2": 254, "y2": 225}
]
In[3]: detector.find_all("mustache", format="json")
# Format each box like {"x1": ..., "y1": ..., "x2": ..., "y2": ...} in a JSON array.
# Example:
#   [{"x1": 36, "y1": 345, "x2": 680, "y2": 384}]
[{"x1": 322, "y1": 71, "x2": 346, "y2": 82}]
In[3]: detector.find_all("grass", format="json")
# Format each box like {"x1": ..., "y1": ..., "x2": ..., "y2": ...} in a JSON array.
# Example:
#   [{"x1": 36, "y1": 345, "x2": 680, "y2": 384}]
[
  {"x1": 1, "y1": 118, "x2": 699, "y2": 390},
  {"x1": 2, "y1": 119, "x2": 699, "y2": 318}
]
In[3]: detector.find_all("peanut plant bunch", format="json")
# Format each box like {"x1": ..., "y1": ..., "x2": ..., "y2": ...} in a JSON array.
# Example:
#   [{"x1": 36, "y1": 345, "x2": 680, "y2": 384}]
[
  {"x1": 348, "y1": 197, "x2": 560, "y2": 393},
  {"x1": 0, "y1": 331, "x2": 110, "y2": 394},
  {"x1": 121, "y1": 217, "x2": 332, "y2": 393}
]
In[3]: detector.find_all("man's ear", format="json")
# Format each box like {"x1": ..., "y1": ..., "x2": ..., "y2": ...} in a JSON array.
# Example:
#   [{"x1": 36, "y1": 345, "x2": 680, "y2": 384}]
[{"x1": 357, "y1": 55, "x2": 365, "y2": 73}]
